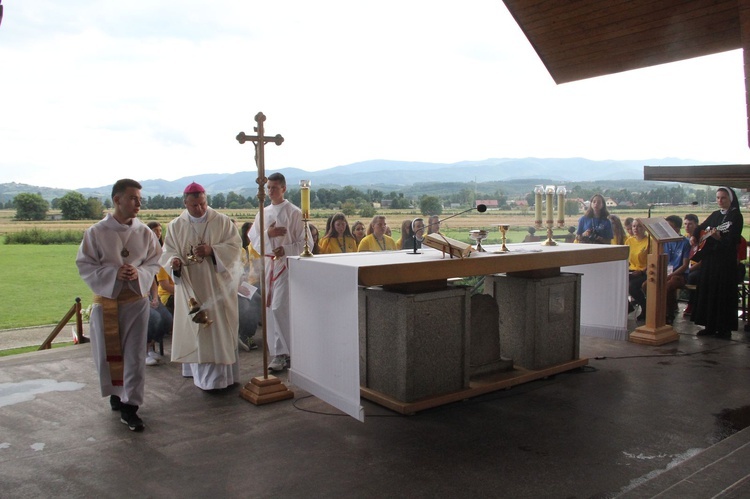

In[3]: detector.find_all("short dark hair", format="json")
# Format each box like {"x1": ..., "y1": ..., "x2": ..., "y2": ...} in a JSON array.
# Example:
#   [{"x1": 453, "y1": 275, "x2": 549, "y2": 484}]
[
  {"x1": 268, "y1": 172, "x2": 286, "y2": 187},
  {"x1": 684, "y1": 213, "x2": 699, "y2": 224},
  {"x1": 665, "y1": 215, "x2": 682, "y2": 229},
  {"x1": 111, "y1": 179, "x2": 141, "y2": 199}
]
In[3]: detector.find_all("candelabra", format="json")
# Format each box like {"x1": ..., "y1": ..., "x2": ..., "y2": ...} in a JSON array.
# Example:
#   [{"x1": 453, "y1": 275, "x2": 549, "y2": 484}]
[{"x1": 539, "y1": 185, "x2": 566, "y2": 246}]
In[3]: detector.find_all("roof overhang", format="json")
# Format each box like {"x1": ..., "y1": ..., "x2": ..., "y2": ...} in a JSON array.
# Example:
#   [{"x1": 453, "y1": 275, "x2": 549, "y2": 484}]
[
  {"x1": 644, "y1": 164, "x2": 750, "y2": 189},
  {"x1": 501, "y1": 0, "x2": 743, "y2": 84}
]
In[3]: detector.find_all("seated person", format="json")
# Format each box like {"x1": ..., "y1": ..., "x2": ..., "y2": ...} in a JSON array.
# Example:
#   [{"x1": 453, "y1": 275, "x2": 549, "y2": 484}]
[
  {"x1": 146, "y1": 222, "x2": 172, "y2": 365},
  {"x1": 427, "y1": 215, "x2": 441, "y2": 235},
  {"x1": 609, "y1": 215, "x2": 626, "y2": 245},
  {"x1": 402, "y1": 218, "x2": 425, "y2": 250},
  {"x1": 683, "y1": 214, "x2": 701, "y2": 316},
  {"x1": 351, "y1": 220, "x2": 366, "y2": 246},
  {"x1": 319, "y1": 212, "x2": 358, "y2": 254},
  {"x1": 660, "y1": 215, "x2": 690, "y2": 324},
  {"x1": 147, "y1": 271, "x2": 172, "y2": 365},
  {"x1": 238, "y1": 222, "x2": 262, "y2": 351},
  {"x1": 308, "y1": 223, "x2": 321, "y2": 254},
  {"x1": 575, "y1": 194, "x2": 613, "y2": 244},
  {"x1": 156, "y1": 266, "x2": 174, "y2": 315},
  {"x1": 523, "y1": 226, "x2": 541, "y2": 242},
  {"x1": 358, "y1": 215, "x2": 397, "y2": 252},
  {"x1": 626, "y1": 219, "x2": 649, "y2": 321}
]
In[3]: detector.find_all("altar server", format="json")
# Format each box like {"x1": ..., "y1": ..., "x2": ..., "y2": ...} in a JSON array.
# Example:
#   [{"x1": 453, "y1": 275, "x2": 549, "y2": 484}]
[
  {"x1": 248, "y1": 172, "x2": 308, "y2": 372},
  {"x1": 76, "y1": 179, "x2": 162, "y2": 432},
  {"x1": 161, "y1": 182, "x2": 242, "y2": 389}
]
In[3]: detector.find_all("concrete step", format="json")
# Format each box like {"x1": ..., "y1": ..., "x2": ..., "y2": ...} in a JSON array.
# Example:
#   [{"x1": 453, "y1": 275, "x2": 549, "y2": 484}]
[{"x1": 617, "y1": 426, "x2": 750, "y2": 498}]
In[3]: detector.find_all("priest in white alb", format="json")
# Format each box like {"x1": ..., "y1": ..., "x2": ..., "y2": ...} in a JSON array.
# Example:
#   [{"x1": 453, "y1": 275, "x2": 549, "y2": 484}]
[
  {"x1": 161, "y1": 182, "x2": 242, "y2": 390},
  {"x1": 76, "y1": 178, "x2": 162, "y2": 432}
]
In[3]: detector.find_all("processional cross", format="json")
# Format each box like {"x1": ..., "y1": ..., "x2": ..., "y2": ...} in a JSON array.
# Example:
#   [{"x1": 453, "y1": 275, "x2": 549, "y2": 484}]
[{"x1": 236, "y1": 113, "x2": 292, "y2": 403}]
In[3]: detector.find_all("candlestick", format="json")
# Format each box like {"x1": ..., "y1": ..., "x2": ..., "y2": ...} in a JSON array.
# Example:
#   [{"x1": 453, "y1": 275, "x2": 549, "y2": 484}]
[
  {"x1": 534, "y1": 185, "x2": 543, "y2": 228},
  {"x1": 545, "y1": 185, "x2": 555, "y2": 224},
  {"x1": 556, "y1": 186, "x2": 566, "y2": 227},
  {"x1": 299, "y1": 179, "x2": 311, "y2": 219}
]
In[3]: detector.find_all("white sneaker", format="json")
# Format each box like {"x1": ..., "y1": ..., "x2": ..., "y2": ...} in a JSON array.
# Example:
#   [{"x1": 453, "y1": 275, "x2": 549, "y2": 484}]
[
  {"x1": 145, "y1": 356, "x2": 159, "y2": 366},
  {"x1": 268, "y1": 355, "x2": 287, "y2": 372},
  {"x1": 238, "y1": 338, "x2": 250, "y2": 352},
  {"x1": 148, "y1": 350, "x2": 163, "y2": 360}
]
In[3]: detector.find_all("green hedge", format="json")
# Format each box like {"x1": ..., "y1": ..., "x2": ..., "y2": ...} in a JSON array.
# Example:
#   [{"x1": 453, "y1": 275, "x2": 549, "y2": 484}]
[{"x1": 5, "y1": 229, "x2": 84, "y2": 245}]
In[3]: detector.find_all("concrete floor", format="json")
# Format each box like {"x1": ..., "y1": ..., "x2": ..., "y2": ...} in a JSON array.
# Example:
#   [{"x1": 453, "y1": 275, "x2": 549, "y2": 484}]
[{"x1": 2, "y1": 308, "x2": 750, "y2": 498}]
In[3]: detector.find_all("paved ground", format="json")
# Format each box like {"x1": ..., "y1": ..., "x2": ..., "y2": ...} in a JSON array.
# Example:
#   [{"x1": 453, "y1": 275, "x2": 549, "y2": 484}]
[
  {"x1": 2, "y1": 307, "x2": 750, "y2": 498},
  {"x1": 0, "y1": 324, "x2": 80, "y2": 352}
]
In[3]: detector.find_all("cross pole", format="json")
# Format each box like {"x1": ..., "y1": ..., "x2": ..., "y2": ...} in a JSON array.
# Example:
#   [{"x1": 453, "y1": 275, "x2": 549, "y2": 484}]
[{"x1": 236, "y1": 112, "x2": 292, "y2": 405}]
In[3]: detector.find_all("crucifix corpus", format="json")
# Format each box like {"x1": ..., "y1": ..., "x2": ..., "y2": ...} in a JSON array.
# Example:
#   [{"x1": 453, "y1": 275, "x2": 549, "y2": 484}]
[{"x1": 236, "y1": 112, "x2": 294, "y2": 406}]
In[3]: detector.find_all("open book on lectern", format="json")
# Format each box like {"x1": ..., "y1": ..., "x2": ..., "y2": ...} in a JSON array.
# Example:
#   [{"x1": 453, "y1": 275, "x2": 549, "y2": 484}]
[
  {"x1": 636, "y1": 217, "x2": 684, "y2": 243},
  {"x1": 422, "y1": 233, "x2": 474, "y2": 259}
]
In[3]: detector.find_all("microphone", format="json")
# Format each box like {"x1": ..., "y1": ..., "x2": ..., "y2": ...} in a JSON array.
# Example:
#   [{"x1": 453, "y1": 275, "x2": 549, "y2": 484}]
[{"x1": 420, "y1": 204, "x2": 487, "y2": 235}]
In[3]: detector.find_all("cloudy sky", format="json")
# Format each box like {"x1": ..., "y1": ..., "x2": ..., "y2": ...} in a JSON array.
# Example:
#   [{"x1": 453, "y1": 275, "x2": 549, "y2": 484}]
[{"x1": 2, "y1": 0, "x2": 750, "y2": 190}]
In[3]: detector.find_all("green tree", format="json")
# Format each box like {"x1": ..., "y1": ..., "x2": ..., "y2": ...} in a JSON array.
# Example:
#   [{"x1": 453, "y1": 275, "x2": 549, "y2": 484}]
[
  {"x1": 341, "y1": 200, "x2": 357, "y2": 216},
  {"x1": 419, "y1": 195, "x2": 443, "y2": 216},
  {"x1": 14, "y1": 193, "x2": 49, "y2": 221},
  {"x1": 564, "y1": 199, "x2": 579, "y2": 216},
  {"x1": 359, "y1": 205, "x2": 376, "y2": 219},
  {"x1": 59, "y1": 191, "x2": 91, "y2": 220},
  {"x1": 86, "y1": 197, "x2": 104, "y2": 219},
  {"x1": 212, "y1": 192, "x2": 226, "y2": 208}
]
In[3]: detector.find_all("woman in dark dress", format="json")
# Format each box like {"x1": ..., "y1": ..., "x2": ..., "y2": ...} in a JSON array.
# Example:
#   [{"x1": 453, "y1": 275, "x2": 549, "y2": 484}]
[{"x1": 692, "y1": 187, "x2": 743, "y2": 338}]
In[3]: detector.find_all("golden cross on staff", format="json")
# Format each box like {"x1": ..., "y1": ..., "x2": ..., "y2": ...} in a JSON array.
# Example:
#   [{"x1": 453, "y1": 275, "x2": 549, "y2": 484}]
[{"x1": 236, "y1": 112, "x2": 293, "y2": 405}]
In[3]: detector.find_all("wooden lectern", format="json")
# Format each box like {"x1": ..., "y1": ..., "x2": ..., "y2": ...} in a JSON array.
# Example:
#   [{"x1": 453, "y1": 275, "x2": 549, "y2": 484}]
[{"x1": 629, "y1": 217, "x2": 683, "y2": 345}]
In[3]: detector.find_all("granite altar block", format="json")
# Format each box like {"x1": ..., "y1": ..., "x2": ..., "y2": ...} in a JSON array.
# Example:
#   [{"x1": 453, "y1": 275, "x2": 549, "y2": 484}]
[
  {"x1": 484, "y1": 273, "x2": 581, "y2": 370},
  {"x1": 359, "y1": 286, "x2": 470, "y2": 403}
]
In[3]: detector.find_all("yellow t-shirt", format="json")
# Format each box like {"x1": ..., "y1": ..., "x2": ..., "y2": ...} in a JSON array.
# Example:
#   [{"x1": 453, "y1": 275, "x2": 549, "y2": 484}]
[
  {"x1": 156, "y1": 267, "x2": 174, "y2": 305},
  {"x1": 357, "y1": 234, "x2": 397, "y2": 252},
  {"x1": 625, "y1": 236, "x2": 649, "y2": 271},
  {"x1": 320, "y1": 235, "x2": 358, "y2": 254}
]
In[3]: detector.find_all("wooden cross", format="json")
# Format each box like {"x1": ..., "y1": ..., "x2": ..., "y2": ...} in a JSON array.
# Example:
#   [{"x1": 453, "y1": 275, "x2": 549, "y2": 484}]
[
  {"x1": 236, "y1": 112, "x2": 288, "y2": 391},
  {"x1": 236, "y1": 112, "x2": 284, "y2": 205}
]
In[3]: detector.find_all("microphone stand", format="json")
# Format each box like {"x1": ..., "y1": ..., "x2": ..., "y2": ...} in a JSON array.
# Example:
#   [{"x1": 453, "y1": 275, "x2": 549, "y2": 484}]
[{"x1": 421, "y1": 205, "x2": 487, "y2": 234}]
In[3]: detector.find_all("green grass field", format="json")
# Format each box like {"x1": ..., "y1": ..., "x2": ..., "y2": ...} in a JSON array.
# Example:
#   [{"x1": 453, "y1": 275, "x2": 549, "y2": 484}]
[{"x1": 0, "y1": 244, "x2": 91, "y2": 329}]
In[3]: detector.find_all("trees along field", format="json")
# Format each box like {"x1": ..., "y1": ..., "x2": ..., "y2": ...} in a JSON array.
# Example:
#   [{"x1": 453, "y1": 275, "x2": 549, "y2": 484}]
[{"x1": 0, "y1": 204, "x2": 744, "y2": 329}]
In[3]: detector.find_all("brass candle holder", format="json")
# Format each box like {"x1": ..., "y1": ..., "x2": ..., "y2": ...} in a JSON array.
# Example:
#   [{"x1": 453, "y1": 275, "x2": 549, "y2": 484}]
[
  {"x1": 542, "y1": 220, "x2": 558, "y2": 246},
  {"x1": 300, "y1": 180, "x2": 313, "y2": 257}
]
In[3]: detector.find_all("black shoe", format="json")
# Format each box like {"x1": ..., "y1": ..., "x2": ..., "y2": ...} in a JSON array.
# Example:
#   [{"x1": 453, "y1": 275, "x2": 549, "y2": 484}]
[
  {"x1": 120, "y1": 404, "x2": 144, "y2": 432},
  {"x1": 627, "y1": 302, "x2": 635, "y2": 313},
  {"x1": 715, "y1": 331, "x2": 732, "y2": 339},
  {"x1": 696, "y1": 329, "x2": 715, "y2": 337},
  {"x1": 109, "y1": 395, "x2": 121, "y2": 411}
]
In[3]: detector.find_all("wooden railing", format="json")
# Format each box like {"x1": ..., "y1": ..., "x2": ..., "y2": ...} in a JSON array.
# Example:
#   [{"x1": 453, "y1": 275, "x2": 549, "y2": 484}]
[{"x1": 38, "y1": 297, "x2": 88, "y2": 350}]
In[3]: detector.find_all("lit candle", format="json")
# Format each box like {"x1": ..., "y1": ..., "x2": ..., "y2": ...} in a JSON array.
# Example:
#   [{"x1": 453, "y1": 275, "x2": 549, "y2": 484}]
[
  {"x1": 534, "y1": 185, "x2": 543, "y2": 227},
  {"x1": 299, "y1": 180, "x2": 311, "y2": 219},
  {"x1": 546, "y1": 185, "x2": 554, "y2": 224},
  {"x1": 557, "y1": 186, "x2": 566, "y2": 226}
]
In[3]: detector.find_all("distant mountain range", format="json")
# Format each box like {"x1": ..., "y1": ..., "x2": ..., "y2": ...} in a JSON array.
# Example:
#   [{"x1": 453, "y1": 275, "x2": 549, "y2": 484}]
[{"x1": 0, "y1": 157, "x2": 712, "y2": 202}]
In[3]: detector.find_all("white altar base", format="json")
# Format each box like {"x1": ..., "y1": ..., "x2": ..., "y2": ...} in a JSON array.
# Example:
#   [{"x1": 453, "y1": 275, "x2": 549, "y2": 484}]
[{"x1": 289, "y1": 243, "x2": 628, "y2": 421}]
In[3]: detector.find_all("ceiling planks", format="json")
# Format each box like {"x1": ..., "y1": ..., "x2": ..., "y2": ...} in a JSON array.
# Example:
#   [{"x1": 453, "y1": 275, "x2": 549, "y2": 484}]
[{"x1": 503, "y1": 0, "x2": 741, "y2": 84}]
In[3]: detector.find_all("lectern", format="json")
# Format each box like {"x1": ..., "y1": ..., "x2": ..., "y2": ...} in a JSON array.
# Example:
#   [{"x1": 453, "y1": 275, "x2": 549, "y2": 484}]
[{"x1": 629, "y1": 218, "x2": 683, "y2": 346}]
